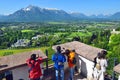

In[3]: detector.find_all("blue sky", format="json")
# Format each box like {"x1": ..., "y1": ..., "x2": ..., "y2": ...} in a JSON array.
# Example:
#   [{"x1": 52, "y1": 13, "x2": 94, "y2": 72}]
[{"x1": 0, "y1": 0, "x2": 120, "y2": 15}]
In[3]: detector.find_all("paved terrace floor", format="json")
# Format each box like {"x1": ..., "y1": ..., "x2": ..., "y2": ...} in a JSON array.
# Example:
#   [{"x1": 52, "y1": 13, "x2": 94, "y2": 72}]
[
  {"x1": 42, "y1": 65, "x2": 112, "y2": 80},
  {"x1": 43, "y1": 65, "x2": 87, "y2": 80}
]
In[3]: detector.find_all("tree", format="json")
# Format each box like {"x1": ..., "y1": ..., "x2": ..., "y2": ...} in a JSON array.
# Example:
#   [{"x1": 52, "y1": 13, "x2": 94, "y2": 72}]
[{"x1": 108, "y1": 34, "x2": 120, "y2": 50}]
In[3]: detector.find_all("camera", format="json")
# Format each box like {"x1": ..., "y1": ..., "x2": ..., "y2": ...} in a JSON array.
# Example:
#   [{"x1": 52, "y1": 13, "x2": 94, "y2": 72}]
[{"x1": 36, "y1": 54, "x2": 39, "y2": 59}]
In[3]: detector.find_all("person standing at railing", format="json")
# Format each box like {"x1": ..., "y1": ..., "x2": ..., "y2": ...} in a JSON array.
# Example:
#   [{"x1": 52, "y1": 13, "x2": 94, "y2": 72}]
[
  {"x1": 52, "y1": 46, "x2": 66, "y2": 80},
  {"x1": 66, "y1": 49, "x2": 76, "y2": 80}
]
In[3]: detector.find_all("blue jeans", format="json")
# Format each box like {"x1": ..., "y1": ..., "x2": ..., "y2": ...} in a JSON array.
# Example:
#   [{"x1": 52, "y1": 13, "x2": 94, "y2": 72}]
[
  {"x1": 55, "y1": 68, "x2": 64, "y2": 80},
  {"x1": 68, "y1": 67, "x2": 74, "y2": 80}
]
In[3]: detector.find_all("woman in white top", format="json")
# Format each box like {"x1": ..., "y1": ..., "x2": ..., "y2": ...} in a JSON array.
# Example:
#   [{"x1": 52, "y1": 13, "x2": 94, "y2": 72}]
[
  {"x1": 93, "y1": 52, "x2": 102, "y2": 80},
  {"x1": 99, "y1": 50, "x2": 108, "y2": 80},
  {"x1": 100, "y1": 58, "x2": 107, "y2": 73}
]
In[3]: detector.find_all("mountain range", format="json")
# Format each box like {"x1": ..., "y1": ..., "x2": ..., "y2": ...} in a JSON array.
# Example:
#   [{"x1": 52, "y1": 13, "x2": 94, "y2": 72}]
[{"x1": 0, "y1": 5, "x2": 120, "y2": 22}]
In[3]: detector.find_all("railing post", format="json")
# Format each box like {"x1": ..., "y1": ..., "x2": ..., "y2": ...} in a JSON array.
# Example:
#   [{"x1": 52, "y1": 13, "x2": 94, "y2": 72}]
[
  {"x1": 45, "y1": 49, "x2": 48, "y2": 75},
  {"x1": 112, "y1": 58, "x2": 117, "y2": 80},
  {"x1": 112, "y1": 71, "x2": 115, "y2": 80}
]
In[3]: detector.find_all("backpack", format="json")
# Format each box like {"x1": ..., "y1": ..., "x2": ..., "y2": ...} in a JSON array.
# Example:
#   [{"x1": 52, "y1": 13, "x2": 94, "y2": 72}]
[
  {"x1": 95, "y1": 58, "x2": 101, "y2": 70},
  {"x1": 95, "y1": 63, "x2": 101, "y2": 70},
  {"x1": 72, "y1": 57, "x2": 77, "y2": 64}
]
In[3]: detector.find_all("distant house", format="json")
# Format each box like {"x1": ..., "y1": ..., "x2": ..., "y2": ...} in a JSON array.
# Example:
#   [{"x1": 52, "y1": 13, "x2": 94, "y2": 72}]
[
  {"x1": 0, "y1": 50, "x2": 47, "y2": 80},
  {"x1": 52, "y1": 41, "x2": 103, "y2": 79},
  {"x1": 77, "y1": 29, "x2": 85, "y2": 32},
  {"x1": 11, "y1": 39, "x2": 30, "y2": 47},
  {"x1": 58, "y1": 28, "x2": 65, "y2": 31},
  {"x1": 32, "y1": 35, "x2": 43, "y2": 40},
  {"x1": 111, "y1": 29, "x2": 120, "y2": 34},
  {"x1": 114, "y1": 64, "x2": 120, "y2": 80}
]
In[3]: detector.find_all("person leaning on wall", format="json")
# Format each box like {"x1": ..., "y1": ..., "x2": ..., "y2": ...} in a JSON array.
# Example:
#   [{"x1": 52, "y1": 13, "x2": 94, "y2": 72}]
[{"x1": 26, "y1": 54, "x2": 43, "y2": 80}]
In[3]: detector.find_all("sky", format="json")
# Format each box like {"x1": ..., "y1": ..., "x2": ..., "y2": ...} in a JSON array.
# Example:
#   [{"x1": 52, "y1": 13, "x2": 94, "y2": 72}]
[{"x1": 0, "y1": 0, "x2": 120, "y2": 15}]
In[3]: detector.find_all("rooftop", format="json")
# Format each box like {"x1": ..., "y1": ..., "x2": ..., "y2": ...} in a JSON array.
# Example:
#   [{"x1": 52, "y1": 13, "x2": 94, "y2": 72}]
[
  {"x1": 0, "y1": 50, "x2": 47, "y2": 73},
  {"x1": 114, "y1": 63, "x2": 120, "y2": 74},
  {"x1": 52, "y1": 41, "x2": 103, "y2": 61}
]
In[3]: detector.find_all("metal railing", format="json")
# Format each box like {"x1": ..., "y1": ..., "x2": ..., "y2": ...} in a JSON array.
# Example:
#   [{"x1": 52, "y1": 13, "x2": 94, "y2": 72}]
[{"x1": 107, "y1": 57, "x2": 119, "y2": 80}]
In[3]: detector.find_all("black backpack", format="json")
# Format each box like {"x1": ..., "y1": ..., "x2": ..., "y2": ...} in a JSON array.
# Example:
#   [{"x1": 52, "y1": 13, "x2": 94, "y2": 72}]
[{"x1": 72, "y1": 57, "x2": 77, "y2": 64}]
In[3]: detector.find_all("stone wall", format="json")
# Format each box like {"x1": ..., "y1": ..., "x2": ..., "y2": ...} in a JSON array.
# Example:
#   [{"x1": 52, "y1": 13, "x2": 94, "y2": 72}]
[
  {"x1": 78, "y1": 55, "x2": 94, "y2": 79},
  {"x1": 12, "y1": 66, "x2": 29, "y2": 80}
]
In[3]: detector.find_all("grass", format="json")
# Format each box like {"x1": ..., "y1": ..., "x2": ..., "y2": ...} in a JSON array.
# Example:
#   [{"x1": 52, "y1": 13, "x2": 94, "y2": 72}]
[
  {"x1": 54, "y1": 32, "x2": 92, "y2": 37},
  {"x1": 96, "y1": 23, "x2": 114, "y2": 27},
  {"x1": 68, "y1": 32, "x2": 92, "y2": 37},
  {"x1": 21, "y1": 30, "x2": 36, "y2": 33},
  {"x1": 54, "y1": 32, "x2": 66, "y2": 36},
  {"x1": 48, "y1": 22, "x2": 67, "y2": 24},
  {"x1": 0, "y1": 47, "x2": 52, "y2": 56}
]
